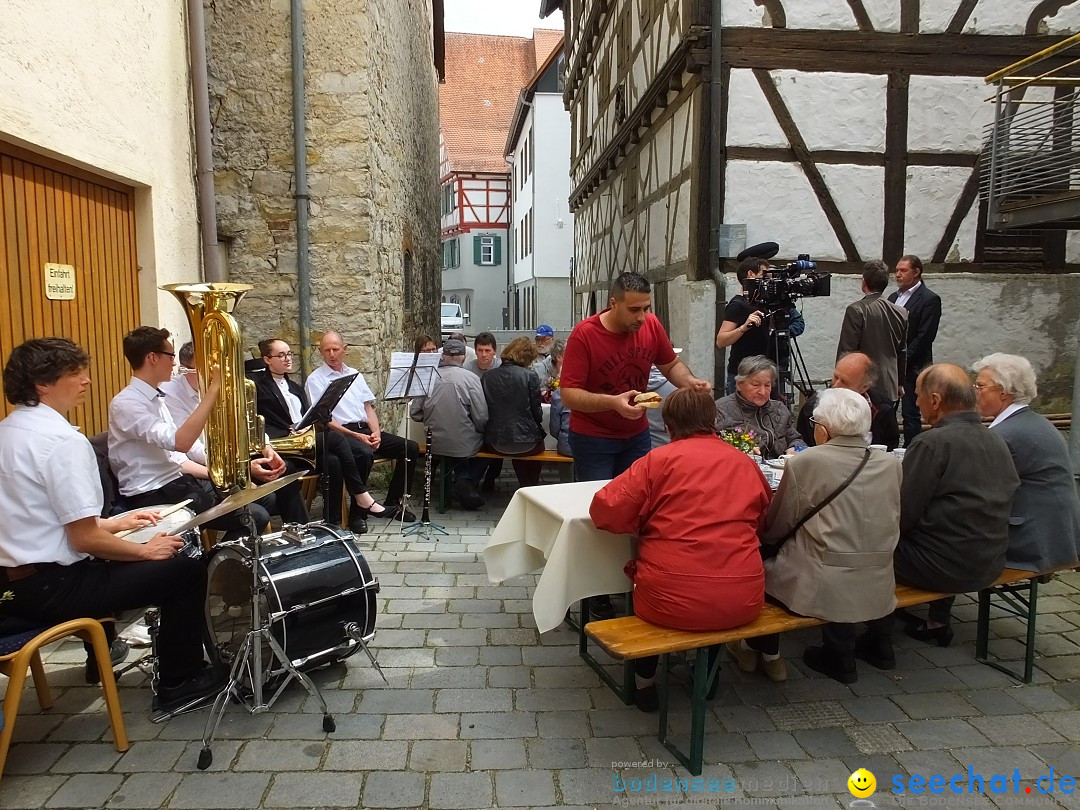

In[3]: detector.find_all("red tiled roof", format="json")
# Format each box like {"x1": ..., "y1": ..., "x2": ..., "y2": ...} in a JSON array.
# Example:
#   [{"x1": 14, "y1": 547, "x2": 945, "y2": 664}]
[{"x1": 440, "y1": 30, "x2": 561, "y2": 174}]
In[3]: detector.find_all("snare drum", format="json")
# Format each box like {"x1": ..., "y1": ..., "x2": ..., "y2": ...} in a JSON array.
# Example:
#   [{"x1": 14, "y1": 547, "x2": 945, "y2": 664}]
[
  {"x1": 117, "y1": 504, "x2": 203, "y2": 560},
  {"x1": 204, "y1": 522, "x2": 378, "y2": 675}
]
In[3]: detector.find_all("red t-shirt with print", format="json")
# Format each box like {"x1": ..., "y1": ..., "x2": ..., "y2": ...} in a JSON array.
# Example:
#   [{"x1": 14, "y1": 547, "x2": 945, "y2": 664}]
[{"x1": 560, "y1": 310, "x2": 677, "y2": 439}]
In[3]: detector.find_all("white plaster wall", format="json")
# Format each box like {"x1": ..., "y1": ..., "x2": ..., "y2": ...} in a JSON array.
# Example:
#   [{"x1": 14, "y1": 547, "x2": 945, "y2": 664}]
[
  {"x1": 726, "y1": 69, "x2": 789, "y2": 148},
  {"x1": 818, "y1": 164, "x2": 885, "y2": 260},
  {"x1": 904, "y1": 165, "x2": 975, "y2": 260},
  {"x1": 0, "y1": 0, "x2": 198, "y2": 340},
  {"x1": 861, "y1": 0, "x2": 901, "y2": 32},
  {"x1": 725, "y1": 161, "x2": 846, "y2": 261},
  {"x1": 774, "y1": 71, "x2": 887, "y2": 152},
  {"x1": 532, "y1": 93, "x2": 574, "y2": 281},
  {"x1": 958, "y1": 0, "x2": 1080, "y2": 35},
  {"x1": 511, "y1": 106, "x2": 535, "y2": 288},
  {"x1": 908, "y1": 75, "x2": 993, "y2": 153},
  {"x1": 721, "y1": 0, "x2": 855, "y2": 29}
]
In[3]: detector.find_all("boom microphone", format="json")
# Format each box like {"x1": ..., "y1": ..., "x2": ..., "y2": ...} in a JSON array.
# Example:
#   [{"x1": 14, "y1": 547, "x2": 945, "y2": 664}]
[{"x1": 737, "y1": 242, "x2": 780, "y2": 262}]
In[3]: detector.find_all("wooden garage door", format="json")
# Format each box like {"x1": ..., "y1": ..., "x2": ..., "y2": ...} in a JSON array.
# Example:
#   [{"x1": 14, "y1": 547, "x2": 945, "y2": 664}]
[{"x1": 0, "y1": 143, "x2": 140, "y2": 435}]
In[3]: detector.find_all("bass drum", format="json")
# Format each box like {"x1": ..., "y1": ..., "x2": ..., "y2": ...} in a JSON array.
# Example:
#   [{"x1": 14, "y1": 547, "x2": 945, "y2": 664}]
[{"x1": 204, "y1": 522, "x2": 378, "y2": 676}]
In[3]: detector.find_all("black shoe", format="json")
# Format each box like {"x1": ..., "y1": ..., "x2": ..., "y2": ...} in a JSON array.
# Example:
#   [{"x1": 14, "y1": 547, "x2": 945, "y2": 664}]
[
  {"x1": 803, "y1": 646, "x2": 858, "y2": 684},
  {"x1": 385, "y1": 504, "x2": 417, "y2": 523},
  {"x1": 346, "y1": 504, "x2": 368, "y2": 535},
  {"x1": 635, "y1": 683, "x2": 658, "y2": 713},
  {"x1": 854, "y1": 632, "x2": 896, "y2": 670},
  {"x1": 905, "y1": 622, "x2": 954, "y2": 647},
  {"x1": 894, "y1": 607, "x2": 923, "y2": 628},
  {"x1": 157, "y1": 665, "x2": 229, "y2": 713},
  {"x1": 86, "y1": 638, "x2": 129, "y2": 685},
  {"x1": 480, "y1": 477, "x2": 496, "y2": 493},
  {"x1": 452, "y1": 480, "x2": 484, "y2": 510},
  {"x1": 589, "y1": 595, "x2": 616, "y2": 621}
]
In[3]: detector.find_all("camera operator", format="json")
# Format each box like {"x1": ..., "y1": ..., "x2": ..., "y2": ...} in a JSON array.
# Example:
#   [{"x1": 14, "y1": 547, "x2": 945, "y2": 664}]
[{"x1": 715, "y1": 256, "x2": 805, "y2": 396}]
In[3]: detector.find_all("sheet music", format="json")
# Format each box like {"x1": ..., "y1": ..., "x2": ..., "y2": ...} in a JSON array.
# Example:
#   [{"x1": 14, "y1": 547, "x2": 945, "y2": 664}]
[{"x1": 384, "y1": 352, "x2": 441, "y2": 399}]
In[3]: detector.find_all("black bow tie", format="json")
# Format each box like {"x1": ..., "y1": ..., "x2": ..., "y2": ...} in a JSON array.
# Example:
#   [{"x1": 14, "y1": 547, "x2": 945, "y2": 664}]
[{"x1": 155, "y1": 389, "x2": 166, "y2": 398}]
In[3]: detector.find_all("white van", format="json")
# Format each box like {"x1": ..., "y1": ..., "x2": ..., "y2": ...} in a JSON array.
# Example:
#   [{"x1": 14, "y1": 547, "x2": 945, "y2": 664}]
[{"x1": 440, "y1": 302, "x2": 466, "y2": 337}]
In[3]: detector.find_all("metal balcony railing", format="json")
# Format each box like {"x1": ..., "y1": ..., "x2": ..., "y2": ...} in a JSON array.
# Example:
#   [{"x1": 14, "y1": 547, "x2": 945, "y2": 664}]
[{"x1": 983, "y1": 33, "x2": 1080, "y2": 230}]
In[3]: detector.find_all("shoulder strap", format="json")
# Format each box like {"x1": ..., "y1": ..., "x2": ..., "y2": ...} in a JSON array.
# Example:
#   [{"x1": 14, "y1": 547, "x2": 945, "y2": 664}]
[{"x1": 776, "y1": 448, "x2": 872, "y2": 544}]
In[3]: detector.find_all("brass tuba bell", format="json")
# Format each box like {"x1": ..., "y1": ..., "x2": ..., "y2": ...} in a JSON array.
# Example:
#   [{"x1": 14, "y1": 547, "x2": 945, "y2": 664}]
[
  {"x1": 268, "y1": 426, "x2": 317, "y2": 468},
  {"x1": 162, "y1": 283, "x2": 263, "y2": 492}
]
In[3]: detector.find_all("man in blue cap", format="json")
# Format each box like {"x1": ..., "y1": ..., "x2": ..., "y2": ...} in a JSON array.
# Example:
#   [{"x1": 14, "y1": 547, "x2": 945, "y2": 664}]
[{"x1": 532, "y1": 324, "x2": 555, "y2": 380}]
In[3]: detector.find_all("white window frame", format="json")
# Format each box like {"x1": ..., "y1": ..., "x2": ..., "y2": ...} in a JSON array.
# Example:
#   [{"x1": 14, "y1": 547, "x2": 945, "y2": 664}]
[{"x1": 479, "y1": 235, "x2": 496, "y2": 266}]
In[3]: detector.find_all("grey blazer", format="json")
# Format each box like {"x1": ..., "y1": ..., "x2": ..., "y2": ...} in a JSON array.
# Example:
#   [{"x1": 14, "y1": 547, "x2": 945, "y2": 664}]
[
  {"x1": 762, "y1": 436, "x2": 902, "y2": 623},
  {"x1": 836, "y1": 293, "x2": 908, "y2": 401},
  {"x1": 993, "y1": 407, "x2": 1080, "y2": 572}
]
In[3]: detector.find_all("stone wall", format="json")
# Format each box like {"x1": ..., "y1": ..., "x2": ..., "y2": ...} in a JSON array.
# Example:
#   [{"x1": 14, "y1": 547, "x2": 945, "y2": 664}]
[{"x1": 205, "y1": 0, "x2": 440, "y2": 394}]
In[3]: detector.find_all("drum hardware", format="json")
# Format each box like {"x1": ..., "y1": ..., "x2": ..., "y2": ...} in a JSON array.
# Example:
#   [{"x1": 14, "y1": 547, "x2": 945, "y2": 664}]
[
  {"x1": 198, "y1": 506, "x2": 336, "y2": 771},
  {"x1": 168, "y1": 471, "x2": 307, "y2": 535},
  {"x1": 345, "y1": 621, "x2": 387, "y2": 684},
  {"x1": 115, "y1": 503, "x2": 203, "y2": 560}
]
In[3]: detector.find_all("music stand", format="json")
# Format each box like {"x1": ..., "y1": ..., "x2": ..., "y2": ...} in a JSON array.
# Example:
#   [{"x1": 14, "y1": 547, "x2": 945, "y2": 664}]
[
  {"x1": 382, "y1": 351, "x2": 446, "y2": 540},
  {"x1": 296, "y1": 373, "x2": 358, "y2": 524}
]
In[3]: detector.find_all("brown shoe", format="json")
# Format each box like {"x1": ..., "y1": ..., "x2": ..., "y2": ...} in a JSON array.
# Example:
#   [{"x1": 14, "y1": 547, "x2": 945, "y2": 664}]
[
  {"x1": 760, "y1": 656, "x2": 788, "y2": 682},
  {"x1": 725, "y1": 642, "x2": 758, "y2": 674}
]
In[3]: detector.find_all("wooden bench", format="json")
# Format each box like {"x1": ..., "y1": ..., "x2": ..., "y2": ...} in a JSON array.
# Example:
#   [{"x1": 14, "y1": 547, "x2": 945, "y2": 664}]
[
  {"x1": 419, "y1": 444, "x2": 573, "y2": 513},
  {"x1": 580, "y1": 563, "x2": 1079, "y2": 775}
]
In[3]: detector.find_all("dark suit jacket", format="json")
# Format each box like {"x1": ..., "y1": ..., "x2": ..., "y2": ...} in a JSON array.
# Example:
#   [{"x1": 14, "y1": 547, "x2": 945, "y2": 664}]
[
  {"x1": 888, "y1": 282, "x2": 941, "y2": 373},
  {"x1": 836, "y1": 293, "x2": 908, "y2": 401},
  {"x1": 797, "y1": 389, "x2": 900, "y2": 451},
  {"x1": 249, "y1": 369, "x2": 310, "y2": 439},
  {"x1": 993, "y1": 407, "x2": 1080, "y2": 572}
]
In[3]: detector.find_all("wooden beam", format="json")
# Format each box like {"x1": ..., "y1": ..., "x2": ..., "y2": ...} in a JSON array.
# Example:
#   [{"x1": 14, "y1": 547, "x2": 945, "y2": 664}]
[
  {"x1": 753, "y1": 68, "x2": 861, "y2": 262},
  {"x1": 900, "y1": 0, "x2": 919, "y2": 34},
  {"x1": 883, "y1": 71, "x2": 909, "y2": 265},
  {"x1": 754, "y1": 0, "x2": 787, "y2": 29},
  {"x1": 932, "y1": 161, "x2": 981, "y2": 263},
  {"x1": 721, "y1": 28, "x2": 1080, "y2": 77},
  {"x1": 947, "y1": 0, "x2": 979, "y2": 34},
  {"x1": 846, "y1": 0, "x2": 874, "y2": 32}
]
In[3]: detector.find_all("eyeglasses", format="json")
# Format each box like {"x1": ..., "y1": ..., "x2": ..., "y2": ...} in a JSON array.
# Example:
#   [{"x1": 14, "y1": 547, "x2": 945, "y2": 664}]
[
  {"x1": 269, "y1": 352, "x2": 297, "y2": 360},
  {"x1": 809, "y1": 417, "x2": 829, "y2": 431},
  {"x1": 155, "y1": 350, "x2": 176, "y2": 358},
  {"x1": 973, "y1": 382, "x2": 1001, "y2": 391}
]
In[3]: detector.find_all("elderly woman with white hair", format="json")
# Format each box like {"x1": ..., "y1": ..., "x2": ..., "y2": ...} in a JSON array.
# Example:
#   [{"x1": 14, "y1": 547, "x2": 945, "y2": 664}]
[
  {"x1": 714, "y1": 356, "x2": 805, "y2": 458},
  {"x1": 726, "y1": 388, "x2": 902, "y2": 684},
  {"x1": 972, "y1": 353, "x2": 1080, "y2": 572}
]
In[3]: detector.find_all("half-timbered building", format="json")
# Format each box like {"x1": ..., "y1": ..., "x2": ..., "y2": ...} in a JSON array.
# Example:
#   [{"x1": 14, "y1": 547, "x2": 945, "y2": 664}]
[{"x1": 546, "y1": 0, "x2": 1080, "y2": 402}]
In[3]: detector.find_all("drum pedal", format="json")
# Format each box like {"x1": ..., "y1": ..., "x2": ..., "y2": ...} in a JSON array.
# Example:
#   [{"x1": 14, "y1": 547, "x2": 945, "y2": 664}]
[
  {"x1": 148, "y1": 689, "x2": 222, "y2": 724},
  {"x1": 345, "y1": 622, "x2": 388, "y2": 684}
]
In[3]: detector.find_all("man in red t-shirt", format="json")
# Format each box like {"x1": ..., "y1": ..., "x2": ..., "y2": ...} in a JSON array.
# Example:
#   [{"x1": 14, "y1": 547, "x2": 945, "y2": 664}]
[{"x1": 561, "y1": 272, "x2": 711, "y2": 483}]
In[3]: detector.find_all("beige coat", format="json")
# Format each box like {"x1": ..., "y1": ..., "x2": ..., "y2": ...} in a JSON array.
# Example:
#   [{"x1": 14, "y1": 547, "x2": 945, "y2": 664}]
[{"x1": 762, "y1": 436, "x2": 902, "y2": 623}]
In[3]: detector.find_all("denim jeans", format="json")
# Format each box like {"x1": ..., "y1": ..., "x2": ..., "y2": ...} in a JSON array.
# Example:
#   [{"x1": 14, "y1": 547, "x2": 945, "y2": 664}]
[{"x1": 569, "y1": 428, "x2": 651, "y2": 482}]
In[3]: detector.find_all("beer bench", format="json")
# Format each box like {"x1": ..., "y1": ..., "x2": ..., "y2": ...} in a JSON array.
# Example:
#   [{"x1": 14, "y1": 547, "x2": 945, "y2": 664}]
[{"x1": 582, "y1": 563, "x2": 1080, "y2": 776}]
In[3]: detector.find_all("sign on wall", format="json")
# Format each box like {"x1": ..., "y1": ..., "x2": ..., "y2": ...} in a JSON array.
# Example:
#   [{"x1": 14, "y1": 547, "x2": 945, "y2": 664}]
[{"x1": 44, "y1": 262, "x2": 76, "y2": 300}]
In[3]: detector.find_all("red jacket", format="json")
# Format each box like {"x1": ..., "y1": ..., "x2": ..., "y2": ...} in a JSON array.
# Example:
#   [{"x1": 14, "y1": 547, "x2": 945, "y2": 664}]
[{"x1": 590, "y1": 434, "x2": 771, "y2": 632}]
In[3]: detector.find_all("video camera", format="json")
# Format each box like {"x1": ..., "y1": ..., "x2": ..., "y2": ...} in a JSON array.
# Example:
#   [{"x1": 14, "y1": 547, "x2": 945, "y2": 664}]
[{"x1": 737, "y1": 242, "x2": 832, "y2": 318}]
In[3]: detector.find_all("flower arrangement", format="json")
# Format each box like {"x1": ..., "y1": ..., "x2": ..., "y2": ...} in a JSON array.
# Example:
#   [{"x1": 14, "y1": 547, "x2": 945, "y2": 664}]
[{"x1": 719, "y1": 428, "x2": 758, "y2": 455}]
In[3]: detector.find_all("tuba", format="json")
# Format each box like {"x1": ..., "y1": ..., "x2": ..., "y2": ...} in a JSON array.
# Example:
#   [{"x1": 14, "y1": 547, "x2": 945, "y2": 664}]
[{"x1": 162, "y1": 283, "x2": 263, "y2": 492}]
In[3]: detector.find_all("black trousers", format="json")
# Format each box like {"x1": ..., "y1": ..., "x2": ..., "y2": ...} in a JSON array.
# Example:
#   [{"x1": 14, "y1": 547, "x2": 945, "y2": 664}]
[
  {"x1": 3, "y1": 558, "x2": 207, "y2": 682},
  {"x1": 128, "y1": 474, "x2": 270, "y2": 538},
  {"x1": 315, "y1": 431, "x2": 367, "y2": 524},
  {"x1": 342, "y1": 423, "x2": 417, "y2": 504}
]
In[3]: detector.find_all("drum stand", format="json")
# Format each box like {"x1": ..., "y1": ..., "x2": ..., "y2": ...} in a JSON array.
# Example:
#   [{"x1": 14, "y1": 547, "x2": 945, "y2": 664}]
[{"x1": 196, "y1": 506, "x2": 335, "y2": 770}]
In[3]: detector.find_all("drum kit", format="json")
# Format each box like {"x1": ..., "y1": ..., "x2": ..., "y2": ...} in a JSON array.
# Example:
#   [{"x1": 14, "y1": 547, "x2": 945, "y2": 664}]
[{"x1": 118, "y1": 472, "x2": 384, "y2": 770}]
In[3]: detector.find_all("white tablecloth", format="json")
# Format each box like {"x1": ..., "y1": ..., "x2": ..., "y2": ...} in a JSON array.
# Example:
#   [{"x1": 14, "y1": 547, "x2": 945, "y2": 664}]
[{"x1": 483, "y1": 481, "x2": 634, "y2": 633}]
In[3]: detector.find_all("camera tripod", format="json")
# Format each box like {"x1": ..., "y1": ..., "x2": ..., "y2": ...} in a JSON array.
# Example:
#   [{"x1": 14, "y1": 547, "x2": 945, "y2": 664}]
[
  {"x1": 196, "y1": 505, "x2": 335, "y2": 770},
  {"x1": 764, "y1": 308, "x2": 814, "y2": 404}
]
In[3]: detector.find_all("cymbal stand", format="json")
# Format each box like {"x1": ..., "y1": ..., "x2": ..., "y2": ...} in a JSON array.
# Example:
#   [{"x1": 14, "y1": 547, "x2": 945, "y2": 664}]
[
  {"x1": 403, "y1": 424, "x2": 448, "y2": 540},
  {"x1": 197, "y1": 505, "x2": 335, "y2": 770}
]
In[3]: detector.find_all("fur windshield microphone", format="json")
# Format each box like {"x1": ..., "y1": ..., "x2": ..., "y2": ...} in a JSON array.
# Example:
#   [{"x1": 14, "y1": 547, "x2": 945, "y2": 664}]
[{"x1": 737, "y1": 242, "x2": 780, "y2": 262}]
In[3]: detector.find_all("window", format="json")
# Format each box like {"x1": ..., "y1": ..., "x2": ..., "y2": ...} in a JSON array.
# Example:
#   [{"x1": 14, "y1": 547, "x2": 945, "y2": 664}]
[
  {"x1": 442, "y1": 239, "x2": 459, "y2": 270},
  {"x1": 442, "y1": 182, "x2": 456, "y2": 214},
  {"x1": 474, "y1": 234, "x2": 501, "y2": 266},
  {"x1": 450, "y1": 294, "x2": 460, "y2": 305}
]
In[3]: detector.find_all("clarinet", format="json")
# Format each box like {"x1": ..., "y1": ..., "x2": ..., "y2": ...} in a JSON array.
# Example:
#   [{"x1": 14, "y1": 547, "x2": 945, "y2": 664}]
[{"x1": 419, "y1": 426, "x2": 433, "y2": 525}]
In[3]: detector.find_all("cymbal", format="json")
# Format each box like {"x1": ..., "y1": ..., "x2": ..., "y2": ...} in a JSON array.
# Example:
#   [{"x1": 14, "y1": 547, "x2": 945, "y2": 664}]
[{"x1": 171, "y1": 471, "x2": 307, "y2": 534}]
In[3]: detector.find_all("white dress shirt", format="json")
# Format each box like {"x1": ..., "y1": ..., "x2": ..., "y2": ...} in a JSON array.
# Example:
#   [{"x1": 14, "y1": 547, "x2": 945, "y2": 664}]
[
  {"x1": 159, "y1": 375, "x2": 208, "y2": 464},
  {"x1": 989, "y1": 402, "x2": 1027, "y2": 429},
  {"x1": 108, "y1": 377, "x2": 186, "y2": 496},
  {"x1": 305, "y1": 362, "x2": 376, "y2": 426},
  {"x1": 894, "y1": 281, "x2": 922, "y2": 308},
  {"x1": 0, "y1": 404, "x2": 101, "y2": 566}
]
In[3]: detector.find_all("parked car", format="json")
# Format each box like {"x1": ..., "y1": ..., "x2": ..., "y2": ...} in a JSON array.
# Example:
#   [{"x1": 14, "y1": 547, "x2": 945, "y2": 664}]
[{"x1": 441, "y1": 302, "x2": 467, "y2": 337}]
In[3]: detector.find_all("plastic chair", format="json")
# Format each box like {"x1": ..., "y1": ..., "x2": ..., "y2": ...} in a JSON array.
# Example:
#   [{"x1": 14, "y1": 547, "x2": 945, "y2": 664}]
[{"x1": 0, "y1": 618, "x2": 128, "y2": 780}]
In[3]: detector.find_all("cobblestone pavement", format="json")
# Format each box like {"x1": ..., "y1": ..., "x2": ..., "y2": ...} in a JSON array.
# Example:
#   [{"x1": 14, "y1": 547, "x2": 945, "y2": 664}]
[{"x1": 4, "y1": 478, "x2": 1080, "y2": 809}]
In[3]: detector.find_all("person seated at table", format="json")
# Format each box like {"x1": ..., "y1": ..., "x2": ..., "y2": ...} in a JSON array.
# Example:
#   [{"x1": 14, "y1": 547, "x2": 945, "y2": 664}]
[
  {"x1": 796, "y1": 353, "x2": 900, "y2": 450},
  {"x1": 971, "y1": 353, "x2": 1080, "y2": 572},
  {"x1": 731, "y1": 388, "x2": 902, "y2": 684},
  {"x1": 410, "y1": 339, "x2": 489, "y2": 509},
  {"x1": 414, "y1": 334, "x2": 439, "y2": 354},
  {"x1": 714, "y1": 356, "x2": 805, "y2": 458},
  {"x1": 591, "y1": 388, "x2": 772, "y2": 712},
  {"x1": 482, "y1": 337, "x2": 546, "y2": 488},
  {"x1": 869, "y1": 364, "x2": 1017, "y2": 660}
]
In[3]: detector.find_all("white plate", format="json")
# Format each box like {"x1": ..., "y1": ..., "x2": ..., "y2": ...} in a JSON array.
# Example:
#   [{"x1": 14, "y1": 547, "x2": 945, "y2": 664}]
[{"x1": 765, "y1": 458, "x2": 787, "y2": 469}]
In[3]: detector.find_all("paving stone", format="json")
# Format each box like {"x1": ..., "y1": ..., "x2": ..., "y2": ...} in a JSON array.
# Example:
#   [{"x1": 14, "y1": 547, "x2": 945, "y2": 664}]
[
  {"x1": 967, "y1": 714, "x2": 1064, "y2": 745},
  {"x1": 409, "y1": 740, "x2": 468, "y2": 771},
  {"x1": 895, "y1": 718, "x2": 991, "y2": 749},
  {"x1": 1038, "y1": 710, "x2": 1080, "y2": 741},
  {"x1": 492, "y1": 770, "x2": 555, "y2": 807},
  {"x1": 234, "y1": 739, "x2": 325, "y2": 771},
  {"x1": 356, "y1": 688, "x2": 434, "y2": 714},
  {"x1": 894, "y1": 748, "x2": 964, "y2": 777},
  {"x1": 111, "y1": 739, "x2": 187, "y2": 773},
  {"x1": 435, "y1": 687, "x2": 511, "y2": 713},
  {"x1": 461, "y1": 711, "x2": 537, "y2": 739},
  {"x1": 470, "y1": 739, "x2": 527, "y2": 770},
  {"x1": 526, "y1": 737, "x2": 586, "y2": 769},
  {"x1": 789, "y1": 759, "x2": 854, "y2": 795},
  {"x1": 44, "y1": 773, "x2": 122, "y2": 808},
  {"x1": 435, "y1": 647, "x2": 481, "y2": 666},
  {"x1": 50, "y1": 743, "x2": 124, "y2": 773},
  {"x1": 264, "y1": 772, "x2": 364, "y2": 808},
  {"x1": 948, "y1": 746, "x2": 1051, "y2": 781},
  {"x1": 846, "y1": 724, "x2": 915, "y2": 754},
  {"x1": 324, "y1": 740, "x2": 408, "y2": 771},
  {"x1": 589, "y1": 709, "x2": 659, "y2": 738},
  {"x1": 426, "y1": 629, "x2": 488, "y2": 647},
  {"x1": 461, "y1": 613, "x2": 520, "y2": 629},
  {"x1": 714, "y1": 704, "x2": 778, "y2": 732},
  {"x1": 846, "y1": 672, "x2": 906, "y2": 696},
  {"x1": 732, "y1": 761, "x2": 799, "y2": 797},
  {"x1": 747, "y1": 731, "x2": 809, "y2": 760},
  {"x1": 488, "y1": 666, "x2": 531, "y2": 688},
  {"x1": 429, "y1": 772, "x2": 494, "y2": 808},
  {"x1": 0, "y1": 775, "x2": 66, "y2": 809},
  {"x1": 361, "y1": 771, "x2": 425, "y2": 808},
  {"x1": 1012, "y1": 686, "x2": 1076, "y2": 712},
  {"x1": 401, "y1": 613, "x2": 461, "y2": 629},
  {"x1": 11, "y1": 713, "x2": 64, "y2": 744},
  {"x1": 2, "y1": 743, "x2": 67, "y2": 775},
  {"x1": 947, "y1": 664, "x2": 1020, "y2": 689},
  {"x1": 1029, "y1": 742, "x2": 1080, "y2": 775},
  {"x1": 514, "y1": 687, "x2": 592, "y2": 712},
  {"x1": 894, "y1": 667, "x2": 969, "y2": 693},
  {"x1": 532, "y1": 667, "x2": 601, "y2": 689},
  {"x1": 168, "y1": 773, "x2": 271, "y2": 809},
  {"x1": 383, "y1": 713, "x2": 460, "y2": 740},
  {"x1": 700, "y1": 732, "x2": 757, "y2": 763},
  {"x1": 536, "y1": 711, "x2": 590, "y2": 738},
  {"x1": 586, "y1": 736, "x2": 645, "y2": 768},
  {"x1": 106, "y1": 772, "x2": 183, "y2": 808},
  {"x1": 479, "y1": 646, "x2": 522, "y2": 665},
  {"x1": 411, "y1": 666, "x2": 488, "y2": 689},
  {"x1": 839, "y1": 695, "x2": 909, "y2": 724},
  {"x1": 556, "y1": 767, "x2": 618, "y2": 805},
  {"x1": 174, "y1": 741, "x2": 243, "y2": 773},
  {"x1": 766, "y1": 700, "x2": 853, "y2": 731},
  {"x1": 891, "y1": 691, "x2": 981, "y2": 719}
]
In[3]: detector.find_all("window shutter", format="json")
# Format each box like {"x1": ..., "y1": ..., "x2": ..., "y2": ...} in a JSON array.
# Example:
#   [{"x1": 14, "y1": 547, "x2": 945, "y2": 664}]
[
  {"x1": 493, "y1": 235, "x2": 502, "y2": 266},
  {"x1": 473, "y1": 235, "x2": 482, "y2": 265}
]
